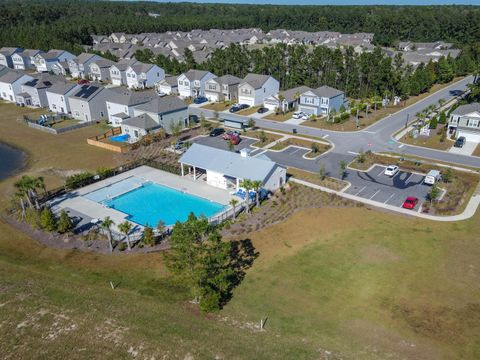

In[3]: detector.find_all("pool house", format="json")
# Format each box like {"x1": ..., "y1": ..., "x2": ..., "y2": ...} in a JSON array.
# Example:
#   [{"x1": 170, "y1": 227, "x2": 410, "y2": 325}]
[{"x1": 179, "y1": 143, "x2": 287, "y2": 192}]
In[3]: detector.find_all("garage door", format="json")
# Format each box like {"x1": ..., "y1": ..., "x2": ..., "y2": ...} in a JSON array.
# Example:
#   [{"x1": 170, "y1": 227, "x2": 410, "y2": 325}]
[
  {"x1": 238, "y1": 96, "x2": 255, "y2": 107},
  {"x1": 457, "y1": 131, "x2": 480, "y2": 143},
  {"x1": 205, "y1": 92, "x2": 218, "y2": 102}
]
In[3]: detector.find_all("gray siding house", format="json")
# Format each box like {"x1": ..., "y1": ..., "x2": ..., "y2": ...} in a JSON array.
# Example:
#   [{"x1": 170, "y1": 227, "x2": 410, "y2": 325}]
[
  {"x1": 110, "y1": 59, "x2": 138, "y2": 86},
  {"x1": 16, "y1": 74, "x2": 64, "y2": 108},
  {"x1": 0, "y1": 47, "x2": 23, "y2": 68},
  {"x1": 46, "y1": 82, "x2": 81, "y2": 115},
  {"x1": 89, "y1": 59, "x2": 116, "y2": 82},
  {"x1": 68, "y1": 53, "x2": 102, "y2": 79},
  {"x1": 11, "y1": 49, "x2": 43, "y2": 70},
  {"x1": 298, "y1": 86, "x2": 346, "y2": 116},
  {"x1": 68, "y1": 83, "x2": 111, "y2": 122},
  {"x1": 204, "y1": 74, "x2": 242, "y2": 102},
  {"x1": 448, "y1": 103, "x2": 480, "y2": 143}
]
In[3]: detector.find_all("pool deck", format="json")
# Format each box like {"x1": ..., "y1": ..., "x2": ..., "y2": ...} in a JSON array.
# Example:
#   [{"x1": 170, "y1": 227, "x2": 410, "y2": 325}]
[{"x1": 49, "y1": 166, "x2": 233, "y2": 233}]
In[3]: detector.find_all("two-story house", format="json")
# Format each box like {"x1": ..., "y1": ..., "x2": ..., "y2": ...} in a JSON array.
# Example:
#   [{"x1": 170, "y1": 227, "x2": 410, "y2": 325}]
[
  {"x1": 264, "y1": 85, "x2": 311, "y2": 112},
  {"x1": 155, "y1": 75, "x2": 178, "y2": 95},
  {"x1": 125, "y1": 63, "x2": 165, "y2": 89},
  {"x1": 120, "y1": 96, "x2": 188, "y2": 142},
  {"x1": 89, "y1": 59, "x2": 115, "y2": 82},
  {"x1": 11, "y1": 49, "x2": 43, "y2": 70},
  {"x1": 16, "y1": 74, "x2": 64, "y2": 108},
  {"x1": 238, "y1": 74, "x2": 280, "y2": 107},
  {"x1": 204, "y1": 74, "x2": 242, "y2": 102},
  {"x1": 177, "y1": 70, "x2": 216, "y2": 98},
  {"x1": 46, "y1": 82, "x2": 81, "y2": 115},
  {"x1": 33, "y1": 50, "x2": 75, "y2": 73},
  {"x1": 298, "y1": 86, "x2": 345, "y2": 116},
  {"x1": 0, "y1": 47, "x2": 23, "y2": 68},
  {"x1": 68, "y1": 53, "x2": 102, "y2": 79},
  {"x1": 109, "y1": 59, "x2": 139, "y2": 86},
  {"x1": 448, "y1": 103, "x2": 480, "y2": 143},
  {"x1": 0, "y1": 69, "x2": 34, "y2": 103},
  {"x1": 68, "y1": 83, "x2": 112, "y2": 122},
  {"x1": 106, "y1": 87, "x2": 157, "y2": 125}
]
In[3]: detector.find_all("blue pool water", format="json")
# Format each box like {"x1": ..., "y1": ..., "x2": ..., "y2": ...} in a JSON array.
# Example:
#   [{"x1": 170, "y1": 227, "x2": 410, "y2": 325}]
[
  {"x1": 104, "y1": 182, "x2": 225, "y2": 226},
  {"x1": 109, "y1": 134, "x2": 130, "y2": 142}
]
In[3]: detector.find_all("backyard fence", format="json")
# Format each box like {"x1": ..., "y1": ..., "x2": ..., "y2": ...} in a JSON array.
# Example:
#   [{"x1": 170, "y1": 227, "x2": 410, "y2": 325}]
[
  {"x1": 87, "y1": 127, "x2": 131, "y2": 153},
  {"x1": 24, "y1": 115, "x2": 95, "y2": 134}
]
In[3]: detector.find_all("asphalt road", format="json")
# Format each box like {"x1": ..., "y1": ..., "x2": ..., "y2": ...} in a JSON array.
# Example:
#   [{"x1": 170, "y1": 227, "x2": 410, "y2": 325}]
[{"x1": 189, "y1": 76, "x2": 480, "y2": 178}]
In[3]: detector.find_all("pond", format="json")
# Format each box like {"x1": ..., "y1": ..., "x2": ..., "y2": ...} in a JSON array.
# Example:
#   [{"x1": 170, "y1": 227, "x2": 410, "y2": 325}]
[{"x1": 0, "y1": 142, "x2": 26, "y2": 181}]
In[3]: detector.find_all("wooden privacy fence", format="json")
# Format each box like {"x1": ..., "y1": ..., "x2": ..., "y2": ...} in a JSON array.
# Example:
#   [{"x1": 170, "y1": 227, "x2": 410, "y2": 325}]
[{"x1": 87, "y1": 127, "x2": 131, "y2": 153}]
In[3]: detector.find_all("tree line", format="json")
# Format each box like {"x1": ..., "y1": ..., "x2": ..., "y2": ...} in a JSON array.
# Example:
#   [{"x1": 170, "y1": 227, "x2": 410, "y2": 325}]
[
  {"x1": 136, "y1": 43, "x2": 480, "y2": 100},
  {"x1": 2, "y1": 0, "x2": 480, "y2": 52}
]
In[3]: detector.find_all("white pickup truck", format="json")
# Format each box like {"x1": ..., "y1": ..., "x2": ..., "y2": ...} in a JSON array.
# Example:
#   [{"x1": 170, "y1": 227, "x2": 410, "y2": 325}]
[{"x1": 424, "y1": 170, "x2": 441, "y2": 185}]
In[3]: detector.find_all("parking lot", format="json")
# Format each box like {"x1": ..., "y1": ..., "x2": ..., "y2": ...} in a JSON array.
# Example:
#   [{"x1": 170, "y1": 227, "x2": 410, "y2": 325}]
[
  {"x1": 344, "y1": 165, "x2": 432, "y2": 210},
  {"x1": 191, "y1": 133, "x2": 257, "y2": 152}
]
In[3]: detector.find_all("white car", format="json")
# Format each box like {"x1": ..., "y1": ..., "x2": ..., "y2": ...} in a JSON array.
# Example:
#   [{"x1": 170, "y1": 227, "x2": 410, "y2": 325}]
[
  {"x1": 292, "y1": 111, "x2": 304, "y2": 119},
  {"x1": 384, "y1": 165, "x2": 399, "y2": 177}
]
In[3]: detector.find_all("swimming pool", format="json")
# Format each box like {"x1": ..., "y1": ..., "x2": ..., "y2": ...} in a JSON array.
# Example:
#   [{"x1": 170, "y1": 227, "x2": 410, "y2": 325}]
[
  {"x1": 109, "y1": 134, "x2": 130, "y2": 143},
  {"x1": 103, "y1": 181, "x2": 225, "y2": 226}
]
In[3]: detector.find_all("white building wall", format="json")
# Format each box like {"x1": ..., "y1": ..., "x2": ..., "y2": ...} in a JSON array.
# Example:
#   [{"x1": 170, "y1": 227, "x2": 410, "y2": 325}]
[
  {"x1": 206, "y1": 170, "x2": 228, "y2": 189},
  {"x1": 0, "y1": 74, "x2": 34, "y2": 103},
  {"x1": 106, "y1": 101, "x2": 134, "y2": 124},
  {"x1": 262, "y1": 166, "x2": 287, "y2": 192},
  {"x1": 46, "y1": 92, "x2": 72, "y2": 114}
]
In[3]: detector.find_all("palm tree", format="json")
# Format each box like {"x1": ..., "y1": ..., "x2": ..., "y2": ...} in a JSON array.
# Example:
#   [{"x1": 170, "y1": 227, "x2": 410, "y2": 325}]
[
  {"x1": 239, "y1": 179, "x2": 252, "y2": 214},
  {"x1": 118, "y1": 221, "x2": 133, "y2": 250},
  {"x1": 250, "y1": 180, "x2": 263, "y2": 208},
  {"x1": 34, "y1": 176, "x2": 47, "y2": 195},
  {"x1": 156, "y1": 220, "x2": 166, "y2": 239},
  {"x1": 101, "y1": 216, "x2": 115, "y2": 252},
  {"x1": 229, "y1": 198, "x2": 239, "y2": 219}
]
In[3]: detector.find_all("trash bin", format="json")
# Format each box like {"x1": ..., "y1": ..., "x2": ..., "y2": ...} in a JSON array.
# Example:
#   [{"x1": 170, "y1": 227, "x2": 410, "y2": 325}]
[{"x1": 293, "y1": 128, "x2": 297, "y2": 134}]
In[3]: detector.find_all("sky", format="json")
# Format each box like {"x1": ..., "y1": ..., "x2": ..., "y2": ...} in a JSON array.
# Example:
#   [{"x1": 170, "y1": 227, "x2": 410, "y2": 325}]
[{"x1": 142, "y1": 0, "x2": 480, "y2": 4}]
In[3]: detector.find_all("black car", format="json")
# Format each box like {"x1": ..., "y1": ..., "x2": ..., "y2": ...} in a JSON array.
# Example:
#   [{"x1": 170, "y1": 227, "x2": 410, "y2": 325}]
[
  {"x1": 257, "y1": 107, "x2": 268, "y2": 114},
  {"x1": 454, "y1": 136, "x2": 466, "y2": 148},
  {"x1": 209, "y1": 128, "x2": 225, "y2": 137},
  {"x1": 239, "y1": 104, "x2": 250, "y2": 110}
]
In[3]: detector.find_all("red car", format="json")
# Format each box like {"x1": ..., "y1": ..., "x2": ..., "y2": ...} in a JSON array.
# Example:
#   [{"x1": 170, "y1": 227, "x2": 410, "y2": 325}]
[
  {"x1": 402, "y1": 197, "x2": 419, "y2": 210},
  {"x1": 77, "y1": 79, "x2": 90, "y2": 85},
  {"x1": 229, "y1": 134, "x2": 240, "y2": 145}
]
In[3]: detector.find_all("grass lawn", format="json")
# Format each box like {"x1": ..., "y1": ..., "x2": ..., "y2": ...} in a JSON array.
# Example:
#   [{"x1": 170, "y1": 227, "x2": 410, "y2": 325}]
[
  {"x1": 0, "y1": 102, "x2": 119, "y2": 205},
  {"x1": 243, "y1": 130, "x2": 283, "y2": 147},
  {"x1": 237, "y1": 106, "x2": 261, "y2": 116},
  {"x1": 473, "y1": 144, "x2": 480, "y2": 157},
  {"x1": 263, "y1": 111, "x2": 294, "y2": 122},
  {"x1": 287, "y1": 167, "x2": 348, "y2": 191},
  {"x1": 201, "y1": 102, "x2": 231, "y2": 112},
  {"x1": 1, "y1": 204, "x2": 480, "y2": 358},
  {"x1": 400, "y1": 125, "x2": 453, "y2": 151},
  {"x1": 50, "y1": 119, "x2": 81, "y2": 130},
  {"x1": 302, "y1": 77, "x2": 465, "y2": 132},
  {"x1": 270, "y1": 137, "x2": 330, "y2": 157}
]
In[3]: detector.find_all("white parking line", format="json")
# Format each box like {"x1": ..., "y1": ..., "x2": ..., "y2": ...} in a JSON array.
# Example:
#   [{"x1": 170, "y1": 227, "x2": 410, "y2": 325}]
[
  {"x1": 323, "y1": 134, "x2": 329, "y2": 138},
  {"x1": 362, "y1": 130, "x2": 376, "y2": 134},
  {"x1": 404, "y1": 173, "x2": 413, "y2": 183},
  {"x1": 370, "y1": 190, "x2": 381, "y2": 199},
  {"x1": 290, "y1": 148, "x2": 302, "y2": 155},
  {"x1": 347, "y1": 151, "x2": 359, "y2": 155},
  {"x1": 378, "y1": 169, "x2": 385, "y2": 177},
  {"x1": 384, "y1": 193, "x2": 395, "y2": 204},
  {"x1": 355, "y1": 186, "x2": 366, "y2": 196},
  {"x1": 398, "y1": 144, "x2": 405, "y2": 148}
]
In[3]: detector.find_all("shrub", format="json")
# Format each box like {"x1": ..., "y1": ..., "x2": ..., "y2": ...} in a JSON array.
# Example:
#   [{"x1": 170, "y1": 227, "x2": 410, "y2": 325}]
[
  {"x1": 57, "y1": 209, "x2": 73, "y2": 234},
  {"x1": 25, "y1": 208, "x2": 41, "y2": 229},
  {"x1": 40, "y1": 207, "x2": 57, "y2": 232},
  {"x1": 96, "y1": 167, "x2": 113, "y2": 179},
  {"x1": 200, "y1": 290, "x2": 222, "y2": 312},
  {"x1": 429, "y1": 116, "x2": 438, "y2": 129},
  {"x1": 118, "y1": 242, "x2": 127, "y2": 251},
  {"x1": 143, "y1": 225, "x2": 156, "y2": 247},
  {"x1": 66, "y1": 172, "x2": 94, "y2": 189},
  {"x1": 259, "y1": 130, "x2": 268, "y2": 144},
  {"x1": 438, "y1": 111, "x2": 447, "y2": 124},
  {"x1": 311, "y1": 142, "x2": 319, "y2": 153}
]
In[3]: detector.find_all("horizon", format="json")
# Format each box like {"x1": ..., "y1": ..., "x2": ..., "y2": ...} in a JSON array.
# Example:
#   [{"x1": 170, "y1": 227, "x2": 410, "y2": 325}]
[{"x1": 132, "y1": 0, "x2": 480, "y2": 5}]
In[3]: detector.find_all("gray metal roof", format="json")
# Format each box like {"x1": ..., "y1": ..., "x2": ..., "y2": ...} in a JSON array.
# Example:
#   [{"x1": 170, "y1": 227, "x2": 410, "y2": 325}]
[
  {"x1": 108, "y1": 87, "x2": 157, "y2": 106},
  {"x1": 134, "y1": 96, "x2": 187, "y2": 114},
  {"x1": 122, "y1": 113, "x2": 159, "y2": 130},
  {"x1": 451, "y1": 103, "x2": 480, "y2": 116},
  {"x1": 179, "y1": 143, "x2": 282, "y2": 182}
]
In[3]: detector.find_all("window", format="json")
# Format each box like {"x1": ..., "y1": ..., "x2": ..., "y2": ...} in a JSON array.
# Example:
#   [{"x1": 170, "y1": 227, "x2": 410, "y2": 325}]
[
  {"x1": 468, "y1": 119, "x2": 480, "y2": 128},
  {"x1": 321, "y1": 97, "x2": 329, "y2": 105},
  {"x1": 74, "y1": 111, "x2": 80, "y2": 117},
  {"x1": 100, "y1": 111, "x2": 104, "y2": 117},
  {"x1": 178, "y1": 80, "x2": 183, "y2": 85},
  {"x1": 241, "y1": 88, "x2": 252, "y2": 95},
  {"x1": 208, "y1": 84, "x2": 216, "y2": 91},
  {"x1": 60, "y1": 96, "x2": 64, "y2": 103},
  {"x1": 52, "y1": 104, "x2": 57, "y2": 110},
  {"x1": 303, "y1": 96, "x2": 315, "y2": 105}
]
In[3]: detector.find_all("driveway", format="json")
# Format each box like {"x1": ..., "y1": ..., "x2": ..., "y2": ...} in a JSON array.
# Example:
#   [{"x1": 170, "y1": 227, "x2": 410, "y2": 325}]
[
  {"x1": 344, "y1": 165, "x2": 431, "y2": 209},
  {"x1": 448, "y1": 141, "x2": 477, "y2": 156}
]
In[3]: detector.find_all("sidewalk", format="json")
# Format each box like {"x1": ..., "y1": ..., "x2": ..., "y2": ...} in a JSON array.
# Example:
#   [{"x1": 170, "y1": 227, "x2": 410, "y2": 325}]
[{"x1": 290, "y1": 177, "x2": 480, "y2": 222}]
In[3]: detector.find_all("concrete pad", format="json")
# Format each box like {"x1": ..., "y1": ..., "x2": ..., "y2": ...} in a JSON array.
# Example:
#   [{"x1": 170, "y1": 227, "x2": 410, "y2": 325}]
[{"x1": 448, "y1": 141, "x2": 477, "y2": 156}]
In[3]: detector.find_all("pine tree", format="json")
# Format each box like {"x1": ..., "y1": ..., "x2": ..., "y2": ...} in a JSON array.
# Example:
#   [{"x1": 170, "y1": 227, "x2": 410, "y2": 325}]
[{"x1": 57, "y1": 209, "x2": 73, "y2": 234}]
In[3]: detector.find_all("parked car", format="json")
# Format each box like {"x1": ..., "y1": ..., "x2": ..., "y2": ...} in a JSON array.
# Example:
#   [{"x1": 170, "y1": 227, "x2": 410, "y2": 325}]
[
  {"x1": 384, "y1": 165, "x2": 399, "y2": 177},
  {"x1": 454, "y1": 136, "x2": 466, "y2": 148},
  {"x1": 257, "y1": 107, "x2": 268, "y2": 114},
  {"x1": 174, "y1": 141, "x2": 184, "y2": 150},
  {"x1": 193, "y1": 96, "x2": 208, "y2": 104},
  {"x1": 402, "y1": 197, "x2": 419, "y2": 210},
  {"x1": 222, "y1": 130, "x2": 240, "y2": 140},
  {"x1": 292, "y1": 111, "x2": 304, "y2": 119},
  {"x1": 229, "y1": 104, "x2": 241, "y2": 113},
  {"x1": 424, "y1": 170, "x2": 441, "y2": 185},
  {"x1": 229, "y1": 134, "x2": 241, "y2": 145},
  {"x1": 209, "y1": 128, "x2": 224, "y2": 137},
  {"x1": 77, "y1": 79, "x2": 90, "y2": 85},
  {"x1": 158, "y1": 92, "x2": 167, "y2": 97}
]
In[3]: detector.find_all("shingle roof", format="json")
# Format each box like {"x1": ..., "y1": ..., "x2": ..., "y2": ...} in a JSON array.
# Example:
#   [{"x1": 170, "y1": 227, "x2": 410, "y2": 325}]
[
  {"x1": 182, "y1": 69, "x2": 211, "y2": 81},
  {"x1": 130, "y1": 62, "x2": 155, "y2": 74},
  {"x1": 122, "y1": 113, "x2": 159, "y2": 130},
  {"x1": 309, "y1": 86, "x2": 344, "y2": 98},
  {"x1": 159, "y1": 75, "x2": 178, "y2": 86},
  {"x1": 70, "y1": 83, "x2": 106, "y2": 101},
  {"x1": 179, "y1": 143, "x2": 282, "y2": 182},
  {"x1": 241, "y1": 73, "x2": 271, "y2": 89},
  {"x1": 135, "y1": 96, "x2": 187, "y2": 114},
  {"x1": 73, "y1": 53, "x2": 99, "y2": 64},
  {"x1": 214, "y1": 74, "x2": 242, "y2": 86},
  {"x1": 280, "y1": 86, "x2": 312, "y2": 103},
  {"x1": 92, "y1": 58, "x2": 115, "y2": 68},
  {"x1": 112, "y1": 59, "x2": 138, "y2": 71},
  {"x1": 0, "y1": 69, "x2": 31, "y2": 84},
  {"x1": 46, "y1": 81, "x2": 79, "y2": 95},
  {"x1": 451, "y1": 103, "x2": 480, "y2": 116},
  {"x1": 0, "y1": 47, "x2": 22, "y2": 56},
  {"x1": 108, "y1": 87, "x2": 157, "y2": 106}
]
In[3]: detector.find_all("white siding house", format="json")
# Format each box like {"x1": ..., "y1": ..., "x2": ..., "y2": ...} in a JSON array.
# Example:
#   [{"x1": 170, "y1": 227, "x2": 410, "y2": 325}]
[
  {"x1": 89, "y1": 59, "x2": 115, "y2": 82},
  {"x1": 448, "y1": 103, "x2": 480, "y2": 143},
  {"x1": 16, "y1": 74, "x2": 64, "y2": 108},
  {"x1": 0, "y1": 69, "x2": 34, "y2": 103},
  {"x1": 68, "y1": 53, "x2": 102, "y2": 79},
  {"x1": 177, "y1": 70, "x2": 216, "y2": 98},
  {"x1": 46, "y1": 82, "x2": 81, "y2": 115},
  {"x1": 238, "y1": 74, "x2": 279, "y2": 107},
  {"x1": 106, "y1": 87, "x2": 157, "y2": 125},
  {"x1": 110, "y1": 59, "x2": 138, "y2": 86},
  {"x1": 0, "y1": 47, "x2": 23, "y2": 68},
  {"x1": 125, "y1": 63, "x2": 165, "y2": 89},
  {"x1": 11, "y1": 49, "x2": 43, "y2": 70},
  {"x1": 155, "y1": 75, "x2": 178, "y2": 95},
  {"x1": 33, "y1": 50, "x2": 75, "y2": 73}
]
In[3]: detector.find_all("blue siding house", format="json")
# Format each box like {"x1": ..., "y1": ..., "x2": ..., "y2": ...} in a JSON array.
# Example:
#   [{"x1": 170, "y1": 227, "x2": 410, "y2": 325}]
[{"x1": 298, "y1": 86, "x2": 346, "y2": 116}]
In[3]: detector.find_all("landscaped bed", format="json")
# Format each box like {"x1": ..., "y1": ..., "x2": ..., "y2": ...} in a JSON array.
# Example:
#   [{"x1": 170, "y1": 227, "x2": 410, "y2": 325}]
[
  {"x1": 242, "y1": 130, "x2": 282, "y2": 147},
  {"x1": 263, "y1": 111, "x2": 294, "y2": 122},
  {"x1": 270, "y1": 137, "x2": 330, "y2": 158},
  {"x1": 349, "y1": 151, "x2": 480, "y2": 215},
  {"x1": 201, "y1": 102, "x2": 232, "y2": 112},
  {"x1": 399, "y1": 125, "x2": 453, "y2": 151},
  {"x1": 236, "y1": 106, "x2": 261, "y2": 116},
  {"x1": 287, "y1": 167, "x2": 348, "y2": 191},
  {"x1": 473, "y1": 144, "x2": 480, "y2": 157}
]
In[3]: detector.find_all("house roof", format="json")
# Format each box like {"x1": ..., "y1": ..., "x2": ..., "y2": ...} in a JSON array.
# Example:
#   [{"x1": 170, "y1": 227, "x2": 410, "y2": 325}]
[
  {"x1": 122, "y1": 113, "x2": 159, "y2": 130},
  {"x1": 309, "y1": 85, "x2": 344, "y2": 98},
  {"x1": 112, "y1": 59, "x2": 138, "y2": 71},
  {"x1": 72, "y1": 53, "x2": 99, "y2": 65},
  {"x1": 0, "y1": 47, "x2": 22, "y2": 56},
  {"x1": 46, "y1": 81, "x2": 79, "y2": 95},
  {"x1": 179, "y1": 143, "x2": 281, "y2": 182},
  {"x1": 134, "y1": 96, "x2": 187, "y2": 114},
  {"x1": 280, "y1": 86, "x2": 312, "y2": 103},
  {"x1": 91, "y1": 58, "x2": 115, "y2": 68},
  {"x1": 451, "y1": 103, "x2": 480, "y2": 116},
  {"x1": 182, "y1": 69, "x2": 211, "y2": 81},
  {"x1": 213, "y1": 74, "x2": 242, "y2": 86},
  {"x1": 41, "y1": 50, "x2": 66, "y2": 60},
  {"x1": 108, "y1": 87, "x2": 157, "y2": 106},
  {"x1": 130, "y1": 62, "x2": 156, "y2": 74},
  {"x1": 22, "y1": 74, "x2": 63, "y2": 89},
  {"x1": 0, "y1": 69, "x2": 31, "y2": 84},
  {"x1": 70, "y1": 83, "x2": 105, "y2": 101},
  {"x1": 241, "y1": 73, "x2": 271, "y2": 89},
  {"x1": 159, "y1": 75, "x2": 178, "y2": 86}
]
